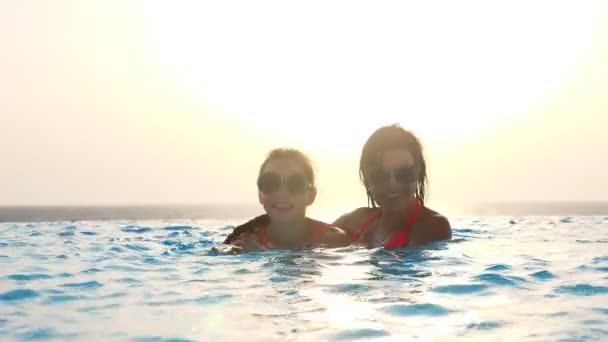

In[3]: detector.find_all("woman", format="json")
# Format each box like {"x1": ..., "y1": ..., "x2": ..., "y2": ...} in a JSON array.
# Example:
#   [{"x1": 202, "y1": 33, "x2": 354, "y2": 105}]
[
  {"x1": 334, "y1": 124, "x2": 451, "y2": 248},
  {"x1": 223, "y1": 148, "x2": 349, "y2": 253}
]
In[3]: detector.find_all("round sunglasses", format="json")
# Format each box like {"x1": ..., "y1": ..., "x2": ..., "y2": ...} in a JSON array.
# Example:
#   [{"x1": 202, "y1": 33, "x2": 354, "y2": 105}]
[
  {"x1": 257, "y1": 172, "x2": 311, "y2": 195},
  {"x1": 367, "y1": 166, "x2": 417, "y2": 186}
]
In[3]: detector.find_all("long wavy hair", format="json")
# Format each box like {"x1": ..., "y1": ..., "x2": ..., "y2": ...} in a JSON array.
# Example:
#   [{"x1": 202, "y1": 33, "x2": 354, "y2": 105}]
[{"x1": 359, "y1": 124, "x2": 428, "y2": 208}]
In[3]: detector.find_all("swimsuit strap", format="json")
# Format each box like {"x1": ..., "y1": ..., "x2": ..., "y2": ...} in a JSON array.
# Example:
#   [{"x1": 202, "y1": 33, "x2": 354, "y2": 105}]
[
  {"x1": 350, "y1": 210, "x2": 383, "y2": 242},
  {"x1": 384, "y1": 228, "x2": 410, "y2": 248},
  {"x1": 353, "y1": 200, "x2": 422, "y2": 248},
  {"x1": 405, "y1": 199, "x2": 422, "y2": 226},
  {"x1": 256, "y1": 226, "x2": 273, "y2": 249},
  {"x1": 384, "y1": 200, "x2": 421, "y2": 248}
]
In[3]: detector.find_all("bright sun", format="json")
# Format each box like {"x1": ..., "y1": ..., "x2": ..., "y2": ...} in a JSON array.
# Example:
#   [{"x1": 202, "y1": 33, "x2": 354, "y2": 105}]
[{"x1": 141, "y1": 0, "x2": 599, "y2": 153}]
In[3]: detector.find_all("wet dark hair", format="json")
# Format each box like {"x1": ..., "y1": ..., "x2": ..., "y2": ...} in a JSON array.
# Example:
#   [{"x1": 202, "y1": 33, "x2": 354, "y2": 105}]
[
  {"x1": 359, "y1": 124, "x2": 427, "y2": 208},
  {"x1": 224, "y1": 214, "x2": 270, "y2": 244},
  {"x1": 224, "y1": 148, "x2": 315, "y2": 244}
]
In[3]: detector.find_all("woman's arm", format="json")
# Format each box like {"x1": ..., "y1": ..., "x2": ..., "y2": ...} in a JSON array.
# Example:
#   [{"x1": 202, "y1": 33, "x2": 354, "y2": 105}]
[
  {"x1": 320, "y1": 226, "x2": 351, "y2": 247},
  {"x1": 213, "y1": 232, "x2": 270, "y2": 255},
  {"x1": 332, "y1": 208, "x2": 372, "y2": 239}
]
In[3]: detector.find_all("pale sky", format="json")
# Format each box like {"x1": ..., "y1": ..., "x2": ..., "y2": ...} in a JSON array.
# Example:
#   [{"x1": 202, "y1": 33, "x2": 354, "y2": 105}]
[{"x1": 1, "y1": 1, "x2": 607, "y2": 215}]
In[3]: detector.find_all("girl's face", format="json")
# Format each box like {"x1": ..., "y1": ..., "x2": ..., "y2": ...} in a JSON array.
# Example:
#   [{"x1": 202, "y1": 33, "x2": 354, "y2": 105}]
[
  {"x1": 366, "y1": 148, "x2": 417, "y2": 211},
  {"x1": 257, "y1": 158, "x2": 316, "y2": 225}
]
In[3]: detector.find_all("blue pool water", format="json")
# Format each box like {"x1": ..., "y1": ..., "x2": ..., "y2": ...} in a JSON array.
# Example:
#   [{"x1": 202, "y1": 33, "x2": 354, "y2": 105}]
[{"x1": 0, "y1": 217, "x2": 607, "y2": 341}]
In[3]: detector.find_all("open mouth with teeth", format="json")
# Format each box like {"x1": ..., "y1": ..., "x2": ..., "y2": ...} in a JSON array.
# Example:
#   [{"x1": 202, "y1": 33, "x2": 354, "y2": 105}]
[
  {"x1": 271, "y1": 202, "x2": 295, "y2": 211},
  {"x1": 385, "y1": 192, "x2": 406, "y2": 201}
]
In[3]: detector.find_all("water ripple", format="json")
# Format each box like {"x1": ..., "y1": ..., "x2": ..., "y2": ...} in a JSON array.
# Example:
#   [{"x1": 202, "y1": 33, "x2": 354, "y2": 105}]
[
  {"x1": 143, "y1": 257, "x2": 162, "y2": 265},
  {"x1": 122, "y1": 226, "x2": 153, "y2": 234},
  {"x1": 555, "y1": 284, "x2": 608, "y2": 296},
  {"x1": 593, "y1": 308, "x2": 608, "y2": 315},
  {"x1": 77, "y1": 303, "x2": 121, "y2": 313},
  {"x1": 325, "y1": 283, "x2": 371, "y2": 294},
  {"x1": 44, "y1": 295, "x2": 87, "y2": 304},
  {"x1": 485, "y1": 264, "x2": 512, "y2": 272},
  {"x1": 466, "y1": 321, "x2": 504, "y2": 330},
  {"x1": 116, "y1": 277, "x2": 142, "y2": 284},
  {"x1": 126, "y1": 244, "x2": 151, "y2": 252},
  {"x1": 163, "y1": 226, "x2": 194, "y2": 231},
  {"x1": 192, "y1": 294, "x2": 232, "y2": 305},
  {"x1": 82, "y1": 268, "x2": 102, "y2": 274},
  {"x1": 383, "y1": 303, "x2": 454, "y2": 316},
  {"x1": 433, "y1": 284, "x2": 489, "y2": 295},
  {"x1": 333, "y1": 328, "x2": 390, "y2": 341},
  {"x1": 132, "y1": 337, "x2": 194, "y2": 342},
  {"x1": 61, "y1": 281, "x2": 103, "y2": 289},
  {"x1": 6, "y1": 274, "x2": 53, "y2": 281},
  {"x1": 1, "y1": 217, "x2": 607, "y2": 341},
  {"x1": 582, "y1": 319, "x2": 606, "y2": 326},
  {"x1": 0, "y1": 289, "x2": 40, "y2": 302},
  {"x1": 19, "y1": 328, "x2": 59, "y2": 341},
  {"x1": 530, "y1": 270, "x2": 557, "y2": 280},
  {"x1": 474, "y1": 273, "x2": 526, "y2": 287}
]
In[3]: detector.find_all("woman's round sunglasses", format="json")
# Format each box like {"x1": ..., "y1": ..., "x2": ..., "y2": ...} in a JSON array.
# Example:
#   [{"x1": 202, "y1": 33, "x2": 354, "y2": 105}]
[
  {"x1": 257, "y1": 172, "x2": 311, "y2": 195},
  {"x1": 367, "y1": 166, "x2": 417, "y2": 186}
]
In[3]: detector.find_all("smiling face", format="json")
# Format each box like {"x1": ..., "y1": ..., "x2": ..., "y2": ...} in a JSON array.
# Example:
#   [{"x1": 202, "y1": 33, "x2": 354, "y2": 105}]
[
  {"x1": 366, "y1": 148, "x2": 417, "y2": 211},
  {"x1": 258, "y1": 158, "x2": 316, "y2": 225}
]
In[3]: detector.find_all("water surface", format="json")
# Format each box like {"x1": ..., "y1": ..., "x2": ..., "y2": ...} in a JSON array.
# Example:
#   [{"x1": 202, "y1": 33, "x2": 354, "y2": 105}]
[{"x1": 0, "y1": 216, "x2": 607, "y2": 341}]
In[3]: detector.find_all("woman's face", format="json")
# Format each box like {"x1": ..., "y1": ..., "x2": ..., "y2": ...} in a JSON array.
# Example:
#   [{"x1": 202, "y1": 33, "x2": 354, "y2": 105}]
[
  {"x1": 258, "y1": 158, "x2": 316, "y2": 225},
  {"x1": 366, "y1": 148, "x2": 417, "y2": 211}
]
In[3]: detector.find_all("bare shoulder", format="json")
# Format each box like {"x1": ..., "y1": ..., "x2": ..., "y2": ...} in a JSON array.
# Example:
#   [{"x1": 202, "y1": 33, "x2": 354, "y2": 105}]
[
  {"x1": 409, "y1": 207, "x2": 452, "y2": 246},
  {"x1": 333, "y1": 207, "x2": 378, "y2": 234}
]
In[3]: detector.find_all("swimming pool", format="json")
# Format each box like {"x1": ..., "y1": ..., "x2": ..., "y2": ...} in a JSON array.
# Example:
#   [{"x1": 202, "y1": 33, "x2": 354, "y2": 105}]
[{"x1": 1, "y1": 217, "x2": 607, "y2": 341}]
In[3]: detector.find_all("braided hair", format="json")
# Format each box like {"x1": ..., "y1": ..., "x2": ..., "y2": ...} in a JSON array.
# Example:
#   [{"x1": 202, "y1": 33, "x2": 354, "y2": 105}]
[
  {"x1": 359, "y1": 124, "x2": 428, "y2": 208},
  {"x1": 223, "y1": 148, "x2": 315, "y2": 244}
]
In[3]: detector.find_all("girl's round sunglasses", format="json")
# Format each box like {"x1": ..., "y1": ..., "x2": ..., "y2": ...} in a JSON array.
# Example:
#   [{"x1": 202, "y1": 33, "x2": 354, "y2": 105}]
[{"x1": 257, "y1": 172, "x2": 311, "y2": 195}]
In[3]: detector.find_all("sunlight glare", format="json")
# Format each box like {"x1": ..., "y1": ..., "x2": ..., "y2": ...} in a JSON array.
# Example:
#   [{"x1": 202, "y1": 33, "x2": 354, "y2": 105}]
[{"x1": 142, "y1": 0, "x2": 600, "y2": 152}]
